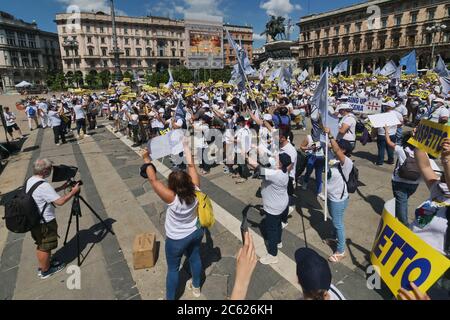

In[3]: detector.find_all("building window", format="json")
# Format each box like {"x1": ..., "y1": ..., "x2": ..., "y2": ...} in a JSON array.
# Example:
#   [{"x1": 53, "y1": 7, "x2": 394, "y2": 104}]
[
  {"x1": 356, "y1": 23, "x2": 362, "y2": 32},
  {"x1": 103, "y1": 60, "x2": 108, "y2": 68},
  {"x1": 65, "y1": 49, "x2": 70, "y2": 57},
  {"x1": 18, "y1": 33, "x2": 27, "y2": 47},
  {"x1": 136, "y1": 38, "x2": 140, "y2": 45},
  {"x1": 86, "y1": 25, "x2": 91, "y2": 32},
  {"x1": 345, "y1": 25, "x2": 350, "y2": 34},
  {"x1": 62, "y1": 27, "x2": 66, "y2": 33},
  {"x1": 136, "y1": 48, "x2": 141, "y2": 56},
  {"x1": 125, "y1": 48, "x2": 130, "y2": 56},
  {"x1": 101, "y1": 37, "x2": 106, "y2": 44},
  {"x1": 87, "y1": 36, "x2": 92, "y2": 43},
  {"x1": 393, "y1": 37, "x2": 400, "y2": 47},
  {"x1": 100, "y1": 26, "x2": 104, "y2": 33},
  {"x1": 146, "y1": 30, "x2": 150, "y2": 36},
  {"x1": 124, "y1": 28, "x2": 128, "y2": 35},
  {"x1": 102, "y1": 48, "x2": 107, "y2": 56},
  {"x1": 147, "y1": 39, "x2": 151, "y2": 45},
  {"x1": 379, "y1": 38, "x2": 386, "y2": 49},
  {"x1": 137, "y1": 60, "x2": 142, "y2": 66},
  {"x1": 146, "y1": 48, "x2": 151, "y2": 56},
  {"x1": 125, "y1": 38, "x2": 129, "y2": 45},
  {"x1": 428, "y1": 9, "x2": 435, "y2": 21},
  {"x1": 354, "y1": 41, "x2": 360, "y2": 51},
  {"x1": 172, "y1": 49, "x2": 176, "y2": 57},
  {"x1": 28, "y1": 35, "x2": 36, "y2": 48},
  {"x1": 126, "y1": 60, "x2": 131, "y2": 68},
  {"x1": 316, "y1": 30, "x2": 320, "y2": 39},
  {"x1": 180, "y1": 50, "x2": 184, "y2": 57},
  {"x1": 159, "y1": 49, "x2": 164, "y2": 56},
  {"x1": 382, "y1": 18, "x2": 387, "y2": 28},
  {"x1": 334, "y1": 26, "x2": 339, "y2": 35},
  {"x1": 180, "y1": 41, "x2": 184, "y2": 46},
  {"x1": 411, "y1": 12, "x2": 418, "y2": 24},
  {"x1": 426, "y1": 33, "x2": 433, "y2": 44},
  {"x1": 408, "y1": 35, "x2": 415, "y2": 46},
  {"x1": 395, "y1": 15, "x2": 402, "y2": 26},
  {"x1": 89, "y1": 48, "x2": 94, "y2": 56},
  {"x1": 172, "y1": 41, "x2": 175, "y2": 46}
]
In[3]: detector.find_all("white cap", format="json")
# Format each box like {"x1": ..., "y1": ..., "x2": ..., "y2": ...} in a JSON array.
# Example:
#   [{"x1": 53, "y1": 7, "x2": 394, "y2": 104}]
[
  {"x1": 335, "y1": 103, "x2": 353, "y2": 112},
  {"x1": 158, "y1": 108, "x2": 165, "y2": 113},
  {"x1": 382, "y1": 101, "x2": 396, "y2": 108},
  {"x1": 263, "y1": 114, "x2": 272, "y2": 121}
]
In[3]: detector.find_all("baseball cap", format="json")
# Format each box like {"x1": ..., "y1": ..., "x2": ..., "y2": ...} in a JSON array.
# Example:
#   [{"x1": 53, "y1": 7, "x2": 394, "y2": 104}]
[
  {"x1": 263, "y1": 113, "x2": 272, "y2": 121},
  {"x1": 335, "y1": 103, "x2": 353, "y2": 112},
  {"x1": 382, "y1": 101, "x2": 396, "y2": 109},
  {"x1": 295, "y1": 248, "x2": 332, "y2": 292}
]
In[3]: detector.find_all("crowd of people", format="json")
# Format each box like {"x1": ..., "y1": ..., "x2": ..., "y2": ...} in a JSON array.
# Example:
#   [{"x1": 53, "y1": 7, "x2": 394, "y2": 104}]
[{"x1": 7, "y1": 70, "x2": 450, "y2": 300}]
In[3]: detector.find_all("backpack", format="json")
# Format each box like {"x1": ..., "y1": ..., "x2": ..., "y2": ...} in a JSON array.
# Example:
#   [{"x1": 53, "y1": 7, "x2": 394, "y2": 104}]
[
  {"x1": 27, "y1": 107, "x2": 36, "y2": 117},
  {"x1": 397, "y1": 152, "x2": 421, "y2": 181},
  {"x1": 3, "y1": 181, "x2": 48, "y2": 233},
  {"x1": 195, "y1": 190, "x2": 215, "y2": 228},
  {"x1": 338, "y1": 163, "x2": 359, "y2": 199}
]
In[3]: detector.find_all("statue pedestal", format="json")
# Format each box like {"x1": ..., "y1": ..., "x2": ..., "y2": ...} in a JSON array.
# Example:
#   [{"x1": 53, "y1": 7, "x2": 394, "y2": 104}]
[{"x1": 259, "y1": 40, "x2": 297, "y2": 72}]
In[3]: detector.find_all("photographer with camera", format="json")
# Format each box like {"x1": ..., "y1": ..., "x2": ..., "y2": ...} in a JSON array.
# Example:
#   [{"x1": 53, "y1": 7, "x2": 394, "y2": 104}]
[{"x1": 27, "y1": 159, "x2": 80, "y2": 279}]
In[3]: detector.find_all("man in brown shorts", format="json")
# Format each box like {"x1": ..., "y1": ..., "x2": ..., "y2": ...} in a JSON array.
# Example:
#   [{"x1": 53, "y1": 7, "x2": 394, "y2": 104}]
[{"x1": 26, "y1": 159, "x2": 80, "y2": 279}]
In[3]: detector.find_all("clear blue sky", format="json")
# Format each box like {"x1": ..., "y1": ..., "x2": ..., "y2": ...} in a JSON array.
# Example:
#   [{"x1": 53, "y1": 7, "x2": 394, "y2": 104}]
[{"x1": 0, "y1": 0, "x2": 365, "y2": 48}]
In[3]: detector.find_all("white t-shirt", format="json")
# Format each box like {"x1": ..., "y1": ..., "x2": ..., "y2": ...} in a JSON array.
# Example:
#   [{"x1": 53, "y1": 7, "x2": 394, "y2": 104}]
[
  {"x1": 48, "y1": 110, "x2": 61, "y2": 127},
  {"x1": 280, "y1": 142, "x2": 297, "y2": 179},
  {"x1": 25, "y1": 106, "x2": 38, "y2": 118},
  {"x1": 392, "y1": 146, "x2": 420, "y2": 184},
  {"x1": 73, "y1": 105, "x2": 85, "y2": 120},
  {"x1": 151, "y1": 117, "x2": 165, "y2": 129},
  {"x1": 410, "y1": 182, "x2": 449, "y2": 255},
  {"x1": 261, "y1": 169, "x2": 289, "y2": 215},
  {"x1": 429, "y1": 106, "x2": 449, "y2": 123},
  {"x1": 235, "y1": 126, "x2": 252, "y2": 154},
  {"x1": 165, "y1": 194, "x2": 199, "y2": 240},
  {"x1": 377, "y1": 111, "x2": 403, "y2": 136},
  {"x1": 38, "y1": 102, "x2": 48, "y2": 114},
  {"x1": 25, "y1": 176, "x2": 60, "y2": 223},
  {"x1": 4, "y1": 112, "x2": 16, "y2": 126},
  {"x1": 338, "y1": 114, "x2": 357, "y2": 142},
  {"x1": 395, "y1": 105, "x2": 408, "y2": 118},
  {"x1": 327, "y1": 157, "x2": 354, "y2": 202}
]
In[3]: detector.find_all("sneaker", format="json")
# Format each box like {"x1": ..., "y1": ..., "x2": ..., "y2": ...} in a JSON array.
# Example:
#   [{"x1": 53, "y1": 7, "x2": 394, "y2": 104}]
[
  {"x1": 288, "y1": 206, "x2": 295, "y2": 214},
  {"x1": 38, "y1": 263, "x2": 66, "y2": 279},
  {"x1": 277, "y1": 242, "x2": 283, "y2": 249},
  {"x1": 56, "y1": 143, "x2": 62, "y2": 146},
  {"x1": 37, "y1": 260, "x2": 63, "y2": 276},
  {"x1": 223, "y1": 167, "x2": 230, "y2": 174},
  {"x1": 235, "y1": 178, "x2": 247, "y2": 184},
  {"x1": 84, "y1": 134, "x2": 90, "y2": 137},
  {"x1": 281, "y1": 222, "x2": 289, "y2": 229},
  {"x1": 260, "y1": 254, "x2": 278, "y2": 265},
  {"x1": 318, "y1": 193, "x2": 326, "y2": 201},
  {"x1": 186, "y1": 279, "x2": 201, "y2": 298}
]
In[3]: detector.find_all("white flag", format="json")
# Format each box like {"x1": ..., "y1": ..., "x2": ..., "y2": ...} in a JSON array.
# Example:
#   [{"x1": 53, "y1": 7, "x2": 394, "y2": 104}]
[
  {"x1": 379, "y1": 60, "x2": 397, "y2": 77},
  {"x1": 298, "y1": 69, "x2": 309, "y2": 82},
  {"x1": 440, "y1": 77, "x2": 450, "y2": 97}
]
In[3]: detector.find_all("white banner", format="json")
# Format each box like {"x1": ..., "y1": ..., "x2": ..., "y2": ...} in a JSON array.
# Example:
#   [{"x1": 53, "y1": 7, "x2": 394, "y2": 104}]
[{"x1": 348, "y1": 97, "x2": 383, "y2": 114}]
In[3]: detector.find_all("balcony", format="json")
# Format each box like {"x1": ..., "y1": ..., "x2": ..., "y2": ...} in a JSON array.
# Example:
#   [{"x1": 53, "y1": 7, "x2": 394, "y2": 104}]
[{"x1": 62, "y1": 55, "x2": 81, "y2": 59}]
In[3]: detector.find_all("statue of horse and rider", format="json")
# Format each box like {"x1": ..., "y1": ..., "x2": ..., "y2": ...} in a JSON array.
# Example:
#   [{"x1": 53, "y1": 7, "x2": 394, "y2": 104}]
[{"x1": 260, "y1": 16, "x2": 287, "y2": 41}]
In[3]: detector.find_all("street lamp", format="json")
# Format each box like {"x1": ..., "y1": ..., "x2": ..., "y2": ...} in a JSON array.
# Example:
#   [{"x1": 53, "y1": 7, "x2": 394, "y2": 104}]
[
  {"x1": 426, "y1": 23, "x2": 447, "y2": 69},
  {"x1": 63, "y1": 37, "x2": 79, "y2": 87}
]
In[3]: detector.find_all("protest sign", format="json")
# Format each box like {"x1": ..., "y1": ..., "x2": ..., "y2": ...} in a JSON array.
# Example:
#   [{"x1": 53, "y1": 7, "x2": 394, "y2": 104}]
[
  {"x1": 407, "y1": 119, "x2": 450, "y2": 158},
  {"x1": 348, "y1": 97, "x2": 382, "y2": 114},
  {"x1": 148, "y1": 129, "x2": 184, "y2": 160},
  {"x1": 371, "y1": 199, "x2": 450, "y2": 297},
  {"x1": 368, "y1": 113, "x2": 401, "y2": 128}
]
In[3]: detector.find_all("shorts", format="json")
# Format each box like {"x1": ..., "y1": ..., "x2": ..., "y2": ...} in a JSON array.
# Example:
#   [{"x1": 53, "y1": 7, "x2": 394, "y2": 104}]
[
  {"x1": 6, "y1": 124, "x2": 19, "y2": 134},
  {"x1": 31, "y1": 219, "x2": 58, "y2": 251}
]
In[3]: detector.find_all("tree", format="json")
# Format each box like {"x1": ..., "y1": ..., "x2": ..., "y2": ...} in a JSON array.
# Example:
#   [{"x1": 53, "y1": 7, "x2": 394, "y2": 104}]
[
  {"x1": 74, "y1": 71, "x2": 84, "y2": 87},
  {"x1": 85, "y1": 70, "x2": 98, "y2": 89},
  {"x1": 97, "y1": 70, "x2": 111, "y2": 88},
  {"x1": 123, "y1": 70, "x2": 134, "y2": 80}
]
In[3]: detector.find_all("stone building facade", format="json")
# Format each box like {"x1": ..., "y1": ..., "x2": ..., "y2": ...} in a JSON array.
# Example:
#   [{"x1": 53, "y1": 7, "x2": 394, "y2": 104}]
[
  {"x1": 296, "y1": 0, "x2": 450, "y2": 75},
  {"x1": 0, "y1": 11, "x2": 61, "y2": 93}
]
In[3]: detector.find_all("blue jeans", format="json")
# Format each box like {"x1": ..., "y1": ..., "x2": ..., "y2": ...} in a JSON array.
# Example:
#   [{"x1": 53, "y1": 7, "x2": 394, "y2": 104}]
[
  {"x1": 392, "y1": 181, "x2": 418, "y2": 226},
  {"x1": 264, "y1": 207, "x2": 287, "y2": 256},
  {"x1": 377, "y1": 135, "x2": 396, "y2": 165},
  {"x1": 395, "y1": 127, "x2": 403, "y2": 146},
  {"x1": 328, "y1": 198, "x2": 349, "y2": 254},
  {"x1": 165, "y1": 227, "x2": 204, "y2": 300},
  {"x1": 303, "y1": 156, "x2": 325, "y2": 195}
]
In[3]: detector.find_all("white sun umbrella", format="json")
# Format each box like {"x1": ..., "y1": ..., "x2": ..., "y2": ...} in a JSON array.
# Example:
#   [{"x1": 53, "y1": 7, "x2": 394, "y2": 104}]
[{"x1": 15, "y1": 81, "x2": 32, "y2": 88}]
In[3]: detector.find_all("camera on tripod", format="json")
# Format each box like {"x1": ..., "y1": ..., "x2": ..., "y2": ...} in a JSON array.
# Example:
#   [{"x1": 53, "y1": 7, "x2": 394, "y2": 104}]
[{"x1": 52, "y1": 165, "x2": 83, "y2": 187}]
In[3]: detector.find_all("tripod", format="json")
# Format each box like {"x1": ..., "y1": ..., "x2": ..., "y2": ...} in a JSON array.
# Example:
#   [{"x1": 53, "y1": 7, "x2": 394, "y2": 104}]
[{"x1": 63, "y1": 191, "x2": 115, "y2": 266}]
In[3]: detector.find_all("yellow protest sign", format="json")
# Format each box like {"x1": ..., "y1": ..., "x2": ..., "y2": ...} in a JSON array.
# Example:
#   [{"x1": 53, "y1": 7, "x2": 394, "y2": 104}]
[
  {"x1": 407, "y1": 119, "x2": 450, "y2": 158},
  {"x1": 371, "y1": 200, "x2": 450, "y2": 297}
]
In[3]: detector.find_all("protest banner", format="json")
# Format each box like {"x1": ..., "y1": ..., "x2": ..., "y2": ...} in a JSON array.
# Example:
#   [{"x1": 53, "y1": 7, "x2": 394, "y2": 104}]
[
  {"x1": 348, "y1": 97, "x2": 382, "y2": 114},
  {"x1": 408, "y1": 119, "x2": 450, "y2": 158},
  {"x1": 371, "y1": 199, "x2": 450, "y2": 297},
  {"x1": 148, "y1": 129, "x2": 184, "y2": 160},
  {"x1": 368, "y1": 113, "x2": 401, "y2": 128}
]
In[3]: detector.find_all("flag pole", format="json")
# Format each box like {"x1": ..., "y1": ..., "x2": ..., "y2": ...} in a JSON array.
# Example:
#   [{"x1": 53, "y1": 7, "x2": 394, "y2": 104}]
[{"x1": 324, "y1": 135, "x2": 328, "y2": 221}]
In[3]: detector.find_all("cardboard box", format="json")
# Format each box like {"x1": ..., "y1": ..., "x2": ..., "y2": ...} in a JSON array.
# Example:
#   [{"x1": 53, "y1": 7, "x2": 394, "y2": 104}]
[{"x1": 133, "y1": 233, "x2": 156, "y2": 270}]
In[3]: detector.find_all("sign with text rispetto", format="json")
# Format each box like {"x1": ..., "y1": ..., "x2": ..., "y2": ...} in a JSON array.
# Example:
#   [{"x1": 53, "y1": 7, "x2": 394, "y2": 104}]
[
  {"x1": 185, "y1": 13, "x2": 224, "y2": 70},
  {"x1": 408, "y1": 119, "x2": 450, "y2": 158},
  {"x1": 371, "y1": 199, "x2": 450, "y2": 297}
]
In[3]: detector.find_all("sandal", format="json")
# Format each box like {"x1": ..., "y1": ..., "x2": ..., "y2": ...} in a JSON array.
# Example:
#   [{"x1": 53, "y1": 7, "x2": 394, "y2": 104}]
[{"x1": 328, "y1": 252, "x2": 346, "y2": 263}]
